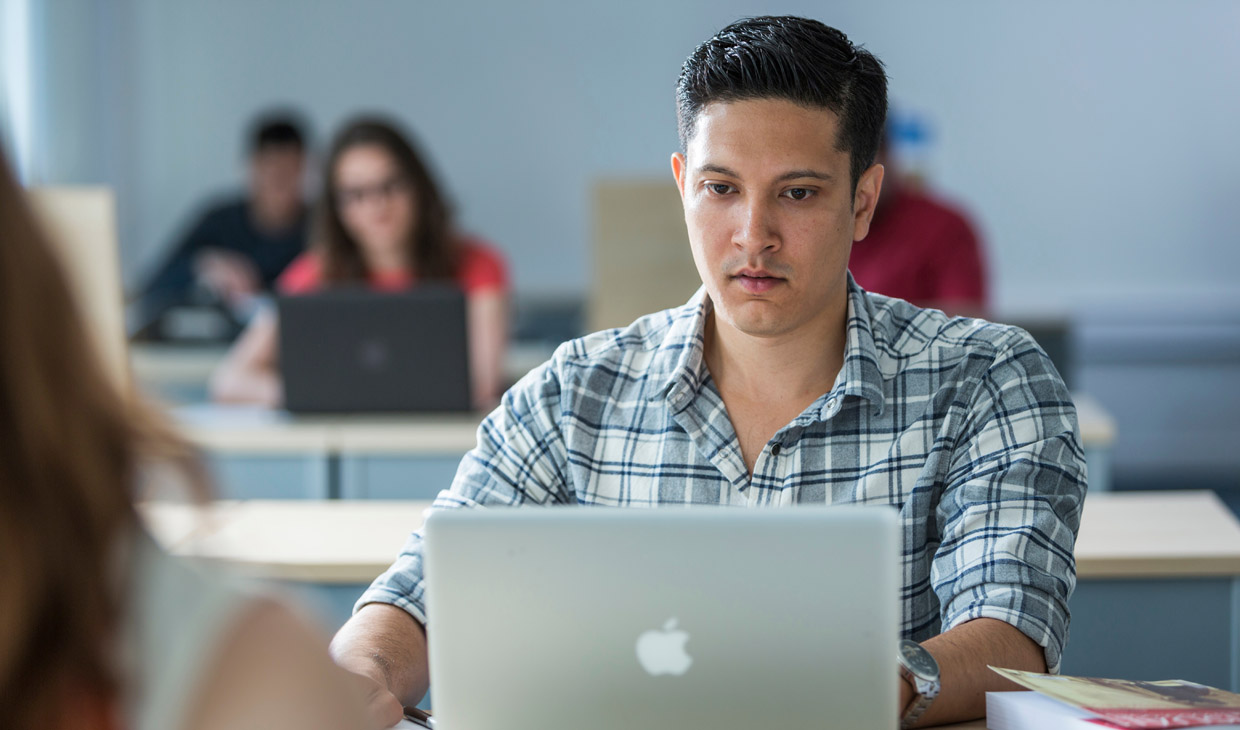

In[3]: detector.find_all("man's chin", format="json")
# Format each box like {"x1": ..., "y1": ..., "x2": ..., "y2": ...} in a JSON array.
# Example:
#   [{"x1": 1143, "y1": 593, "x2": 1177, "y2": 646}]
[{"x1": 714, "y1": 299, "x2": 793, "y2": 339}]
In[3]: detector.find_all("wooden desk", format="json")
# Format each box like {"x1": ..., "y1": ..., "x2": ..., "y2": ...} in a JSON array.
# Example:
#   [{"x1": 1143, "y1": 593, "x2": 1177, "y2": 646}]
[
  {"x1": 1076, "y1": 490, "x2": 1240, "y2": 577},
  {"x1": 171, "y1": 390, "x2": 1117, "y2": 500},
  {"x1": 142, "y1": 491, "x2": 1240, "y2": 694},
  {"x1": 131, "y1": 343, "x2": 228, "y2": 390},
  {"x1": 132, "y1": 341, "x2": 557, "y2": 406},
  {"x1": 1064, "y1": 491, "x2": 1240, "y2": 692},
  {"x1": 172, "y1": 404, "x2": 482, "y2": 499},
  {"x1": 141, "y1": 490, "x2": 1240, "y2": 585},
  {"x1": 1073, "y1": 392, "x2": 1117, "y2": 492}
]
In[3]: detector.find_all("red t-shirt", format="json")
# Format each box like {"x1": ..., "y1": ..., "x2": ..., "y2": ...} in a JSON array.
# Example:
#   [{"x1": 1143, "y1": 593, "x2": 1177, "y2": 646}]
[
  {"x1": 277, "y1": 237, "x2": 508, "y2": 295},
  {"x1": 849, "y1": 188, "x2": 987, "y2": 309}
]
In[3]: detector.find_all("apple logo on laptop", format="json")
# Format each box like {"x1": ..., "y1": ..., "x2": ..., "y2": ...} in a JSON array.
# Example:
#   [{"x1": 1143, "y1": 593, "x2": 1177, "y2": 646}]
[{"x1": 635, "y1": 618, "x2": 692, "y2": 676}]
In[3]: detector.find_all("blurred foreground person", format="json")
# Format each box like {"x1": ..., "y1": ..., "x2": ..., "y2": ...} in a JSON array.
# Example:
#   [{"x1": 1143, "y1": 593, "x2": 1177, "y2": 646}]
[{"x1": 0, "y1": 146, "x2": 365, "y2": 730}]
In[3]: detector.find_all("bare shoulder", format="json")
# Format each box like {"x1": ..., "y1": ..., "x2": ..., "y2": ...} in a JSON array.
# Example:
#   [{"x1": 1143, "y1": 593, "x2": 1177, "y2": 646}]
[{"x1": 183, "y1": 597, "x2": 365, "y2": 730}]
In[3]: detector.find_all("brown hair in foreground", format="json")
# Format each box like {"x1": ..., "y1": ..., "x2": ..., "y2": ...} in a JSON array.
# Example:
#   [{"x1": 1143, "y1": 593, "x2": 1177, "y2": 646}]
[{"x1": 0, "y1": 145, "x2": 205, "y2": 730}]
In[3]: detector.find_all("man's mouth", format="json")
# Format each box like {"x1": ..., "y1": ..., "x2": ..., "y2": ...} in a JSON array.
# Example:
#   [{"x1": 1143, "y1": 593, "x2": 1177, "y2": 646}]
[{"x1": 732, "y1": 269, "x2": 784, "y2": 294}]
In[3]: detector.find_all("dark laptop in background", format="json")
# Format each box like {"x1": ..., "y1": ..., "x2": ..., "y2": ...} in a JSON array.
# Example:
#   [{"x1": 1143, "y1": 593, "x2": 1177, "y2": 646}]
[{"x1": 278, "y1": 287, "x2": 471, "y2": 413}]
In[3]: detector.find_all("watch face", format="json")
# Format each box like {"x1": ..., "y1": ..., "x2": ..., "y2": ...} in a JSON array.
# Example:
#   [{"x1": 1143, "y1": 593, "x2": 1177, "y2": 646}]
[{"x1": 899, "y1": 640, "x2": 940, "y2": 678}]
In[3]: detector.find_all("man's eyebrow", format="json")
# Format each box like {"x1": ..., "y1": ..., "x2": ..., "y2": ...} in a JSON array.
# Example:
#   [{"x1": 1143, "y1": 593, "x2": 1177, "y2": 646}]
[
  {"x1": 696, "y1": 164, "x2": 739, "y2": 177},
  {"x1": 694, "y1": 164, "x2": 834, "y2": 183},
  {"x1": 775, "y1": 169, "x2": 834, "y2": 183}
]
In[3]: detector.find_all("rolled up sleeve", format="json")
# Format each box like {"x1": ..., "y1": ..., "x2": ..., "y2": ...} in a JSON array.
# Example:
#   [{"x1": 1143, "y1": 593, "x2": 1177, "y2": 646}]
[{"x1": 932, "y1": 330, "x2": 1087, "y2": 673}]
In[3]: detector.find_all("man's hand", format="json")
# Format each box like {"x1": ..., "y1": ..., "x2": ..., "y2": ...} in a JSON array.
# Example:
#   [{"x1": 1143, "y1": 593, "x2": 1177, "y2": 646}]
[
  {"x1": 194, "y1": 249, "x2": 261, "y2": 311},
  {"x1": 339, "y1": 665, "x2": 405, "y2": 730},
  {"x1": 899, "y1": 673, "x2": 914, "y2": 718},
  {"x1": 900, "y1": 618, "x2": 1046, "y2": 727},
  {"x1": 330, "y1": 604, "x2": 432, "y2": 729}
]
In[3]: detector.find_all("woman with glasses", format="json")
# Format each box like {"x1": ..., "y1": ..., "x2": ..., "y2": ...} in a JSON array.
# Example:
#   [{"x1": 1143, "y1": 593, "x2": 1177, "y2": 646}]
[{"x1": 211, "y1": 116, "x2": 509, "y2": 409}]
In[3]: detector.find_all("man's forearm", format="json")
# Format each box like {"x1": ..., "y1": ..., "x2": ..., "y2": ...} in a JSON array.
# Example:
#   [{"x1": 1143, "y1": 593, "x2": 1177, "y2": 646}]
[
  {"x1": 330, "y1": 603, "x2": 431, "y2": 706},
  {"x1": 905, "y1": 617, "x2": 1047, "y2": 727}
]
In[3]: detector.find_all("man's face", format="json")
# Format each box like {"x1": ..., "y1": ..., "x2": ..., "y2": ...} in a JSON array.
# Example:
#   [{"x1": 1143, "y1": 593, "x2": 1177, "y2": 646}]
[
  {"x1": 249, "y1": 145, "x2": 306, "y2": 221},
  {"x1": 672, "y1": 98, "x2": 882, "y2": 342}
]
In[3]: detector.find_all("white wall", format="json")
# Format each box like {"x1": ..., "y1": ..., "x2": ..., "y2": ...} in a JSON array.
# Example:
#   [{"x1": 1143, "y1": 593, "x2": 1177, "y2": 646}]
[{"x1": 34, "y1": 0, "x2": 1240, "y2": 312}]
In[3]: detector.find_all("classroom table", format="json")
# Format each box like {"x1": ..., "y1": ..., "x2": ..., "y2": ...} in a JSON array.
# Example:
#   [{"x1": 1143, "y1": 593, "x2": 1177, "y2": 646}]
[
  {"x1": 142, "y1": 490, "x2": 1240, "y2": 695},
  {"x1": 175, "y1": 404, "x2": 480, "y2": 499},
  {"x1": 131, "y1": 341, "x2": 557, "y2": 405},
  {"x1": 171, "y1": 391, "x2": 1117, "y2": 500}
]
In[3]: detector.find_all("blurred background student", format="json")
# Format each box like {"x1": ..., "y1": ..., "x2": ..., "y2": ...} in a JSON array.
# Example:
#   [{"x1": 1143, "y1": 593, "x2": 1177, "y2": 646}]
[
  {"x1": 210, "y1": 116, "x2": 510, "y2": 409},
  {"x1": 0, "y1": 147, "x2": 366, "y2": 730},
  {"x1": 848, "y1": 125, "x2": 989, "y2": 317},
  {"x1": 131, "y1": 111, "x2": 311, "y2": 341}
]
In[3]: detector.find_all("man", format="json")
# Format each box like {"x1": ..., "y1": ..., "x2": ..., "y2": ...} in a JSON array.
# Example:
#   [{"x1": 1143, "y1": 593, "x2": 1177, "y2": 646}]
[
  {"x1": 131, "y1": 112, "x2": 310, "y2": 338},
  {"x1": 849, "y1": 128, "x2": 990, "y2": 316},
  {"x1": 332, "y1": 16, "x2": 1085, "y2": 728}
]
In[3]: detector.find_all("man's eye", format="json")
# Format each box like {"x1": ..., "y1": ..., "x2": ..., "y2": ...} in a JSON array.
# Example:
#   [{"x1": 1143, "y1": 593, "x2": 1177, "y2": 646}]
[
  {"x1": 784, "y1": 188, "x2": 813, "y2": 201},
  {"x1": 706, "y1": 183, "x2": 733, "y2": 195}
]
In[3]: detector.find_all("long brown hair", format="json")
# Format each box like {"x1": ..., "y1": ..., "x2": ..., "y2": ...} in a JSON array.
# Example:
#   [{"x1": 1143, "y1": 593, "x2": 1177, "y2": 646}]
[
  {"x1": 0, "y1": 147, "x2": 205, "y2": 730},
  {"x1": 314, "y1": 117, "x2": 459, "y2": 283}
]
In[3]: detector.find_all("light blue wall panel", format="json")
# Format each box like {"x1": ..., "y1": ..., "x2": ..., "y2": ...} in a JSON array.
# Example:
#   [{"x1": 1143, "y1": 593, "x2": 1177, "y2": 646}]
[
  {"x1": 206, "y1": 453, "x2": 330, "y2": 499},
  {"x1": 339, "y1": 454, "x2": 466, "y2": 500}
]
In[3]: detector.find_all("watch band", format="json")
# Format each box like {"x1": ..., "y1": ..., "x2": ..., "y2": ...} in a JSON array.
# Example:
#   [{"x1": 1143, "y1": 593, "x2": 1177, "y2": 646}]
[
  {"x1": 899, "y1": 673, "x2": 936, "y2": 729},
  {"x1": 897, "y1": 640, "x2": 941, "y2": 729}
]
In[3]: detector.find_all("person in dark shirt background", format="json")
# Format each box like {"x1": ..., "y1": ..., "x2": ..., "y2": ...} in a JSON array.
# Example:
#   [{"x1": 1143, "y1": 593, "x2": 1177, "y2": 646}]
[
  {"x1": 131, "y1": 111, "x2": 311, "y2": 340},
  {"x1": 848, "y1": 129, "x2": 989, "y2": 317}
]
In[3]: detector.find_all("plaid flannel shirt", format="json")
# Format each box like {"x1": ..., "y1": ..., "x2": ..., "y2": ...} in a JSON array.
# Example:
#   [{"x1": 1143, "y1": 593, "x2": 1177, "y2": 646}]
[{"x1": 361, "y1": 275, "x2": 1086, "y2": 671}]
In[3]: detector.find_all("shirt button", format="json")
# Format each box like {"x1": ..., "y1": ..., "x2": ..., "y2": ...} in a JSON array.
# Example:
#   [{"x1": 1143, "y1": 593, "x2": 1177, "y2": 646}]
[
  {"x1": 826, "y1": 397, "x2": 837, "y2": 411},
  {"x1": 771, "y1": 444, "x2": 782, "y2": 456}
]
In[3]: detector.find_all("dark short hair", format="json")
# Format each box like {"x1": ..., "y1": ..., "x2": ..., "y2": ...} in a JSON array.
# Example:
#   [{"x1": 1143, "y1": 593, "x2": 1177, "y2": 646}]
[
  {"x1": 676, "y1": 16, "x2": 887, "y2": 191},
  {"x1": 248, "y1": 111, "x2": 307, "y2": 156}
]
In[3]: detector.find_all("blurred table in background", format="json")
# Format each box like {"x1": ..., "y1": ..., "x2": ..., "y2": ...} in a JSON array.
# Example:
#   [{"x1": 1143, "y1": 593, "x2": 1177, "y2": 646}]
[
  {"x1": 130, "y1": 343, "x2": 228, "y2": 403},
  {"x1": 173, "y1": 404, "x2": 482, "y2": 500},
  {"x1": 130, "y1": 340, "x2": 558, "y2": 405},
  {"x1": 165, "y1": 391, "x2": 1115, "y2": 501},
  {"x1": 142, "y1": 491, "x2": 1240, "y2": 691},
  {"x1": 1074, "y1": 392, "x2": 1116, "y2": 492}
]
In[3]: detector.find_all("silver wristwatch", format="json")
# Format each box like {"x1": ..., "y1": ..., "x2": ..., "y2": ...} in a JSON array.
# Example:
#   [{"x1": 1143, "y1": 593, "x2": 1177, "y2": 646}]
[{"x1": 897, "y1": 639, "x2": 941, "y2": 729}]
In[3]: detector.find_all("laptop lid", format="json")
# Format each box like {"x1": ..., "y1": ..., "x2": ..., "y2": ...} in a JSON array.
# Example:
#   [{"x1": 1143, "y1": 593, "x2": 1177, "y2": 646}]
[
  {"x1": 423, "y1": 505, "x2": 899, "y2": 730},
  {"x1": 278, "y1": 287, "x2": 471, "y2": 413}
]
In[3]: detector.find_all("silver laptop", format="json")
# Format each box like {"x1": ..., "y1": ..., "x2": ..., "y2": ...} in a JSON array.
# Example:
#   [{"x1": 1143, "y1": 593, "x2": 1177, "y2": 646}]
[{"x1": 423, "y1": 505, "x2": 899, "y2": 730}]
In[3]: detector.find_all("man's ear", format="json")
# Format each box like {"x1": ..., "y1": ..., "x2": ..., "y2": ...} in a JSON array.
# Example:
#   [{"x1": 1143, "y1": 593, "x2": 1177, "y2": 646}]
[
  {"x1": 671, "y1": 152, "x2": 688, "y2": 199},
  {"x1": 851, "y1": 162, "x2": 885, "y2": 242}
]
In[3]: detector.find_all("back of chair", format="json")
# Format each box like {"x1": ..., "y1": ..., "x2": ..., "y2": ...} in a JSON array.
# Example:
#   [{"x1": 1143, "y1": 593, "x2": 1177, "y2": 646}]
[
  {"x1": 28, "y1": 187, "x2": 129, "y2": 393},
  {"x1": 590, "y1": 179, "x2": 701, "y2": 332}
]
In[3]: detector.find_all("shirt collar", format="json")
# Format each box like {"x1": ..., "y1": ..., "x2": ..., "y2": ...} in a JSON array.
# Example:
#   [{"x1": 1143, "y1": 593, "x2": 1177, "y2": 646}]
[
  {"x1": 651, "y1": 274, "x2": 886, "y2": 418},
  {"x1": 834, "y1": 273, "x2": 887, "y2": 417},
  {"x1": 649, "y1": 287, "x2": 711, "y2": 410}
]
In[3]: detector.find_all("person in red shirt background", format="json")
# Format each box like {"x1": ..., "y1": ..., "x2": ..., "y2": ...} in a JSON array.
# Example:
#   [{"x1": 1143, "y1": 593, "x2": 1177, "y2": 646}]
[
  {"x1": 848, "y1": 130, "x2": 989, "y2": 317},
  {"x1": 211, "y1": 117, "x2": 509, "y2": 409}
]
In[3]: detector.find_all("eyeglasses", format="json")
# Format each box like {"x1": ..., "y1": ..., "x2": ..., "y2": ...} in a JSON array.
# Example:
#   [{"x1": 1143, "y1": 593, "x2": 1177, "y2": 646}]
[{"x1": 335, "y1": 176, "x2": 410, "y2": 208}]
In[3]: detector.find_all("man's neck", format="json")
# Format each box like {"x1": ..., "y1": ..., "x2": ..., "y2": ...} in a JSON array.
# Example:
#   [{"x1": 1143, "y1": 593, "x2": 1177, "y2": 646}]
[
  {"x1": 249, "y1": 198, "x2": 301, "y2": 235},
  {"x1": 702, "y1": 292, "x2": 849, "y2": 477},
  {"x1": 704, "y1": 296, "x2": 848, "y2": 408}
]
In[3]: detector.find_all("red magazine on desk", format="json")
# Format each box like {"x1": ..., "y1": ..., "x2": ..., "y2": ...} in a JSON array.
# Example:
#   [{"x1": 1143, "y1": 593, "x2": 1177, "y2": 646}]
[{"x1": 990, "y1": 667, "x2": 1240, "y2": 729}]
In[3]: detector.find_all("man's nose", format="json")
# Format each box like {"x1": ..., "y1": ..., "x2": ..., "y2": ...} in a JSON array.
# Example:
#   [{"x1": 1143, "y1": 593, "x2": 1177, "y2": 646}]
[{"x1": 733, "y1": 196, "x2": 779, "y2": 253}]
